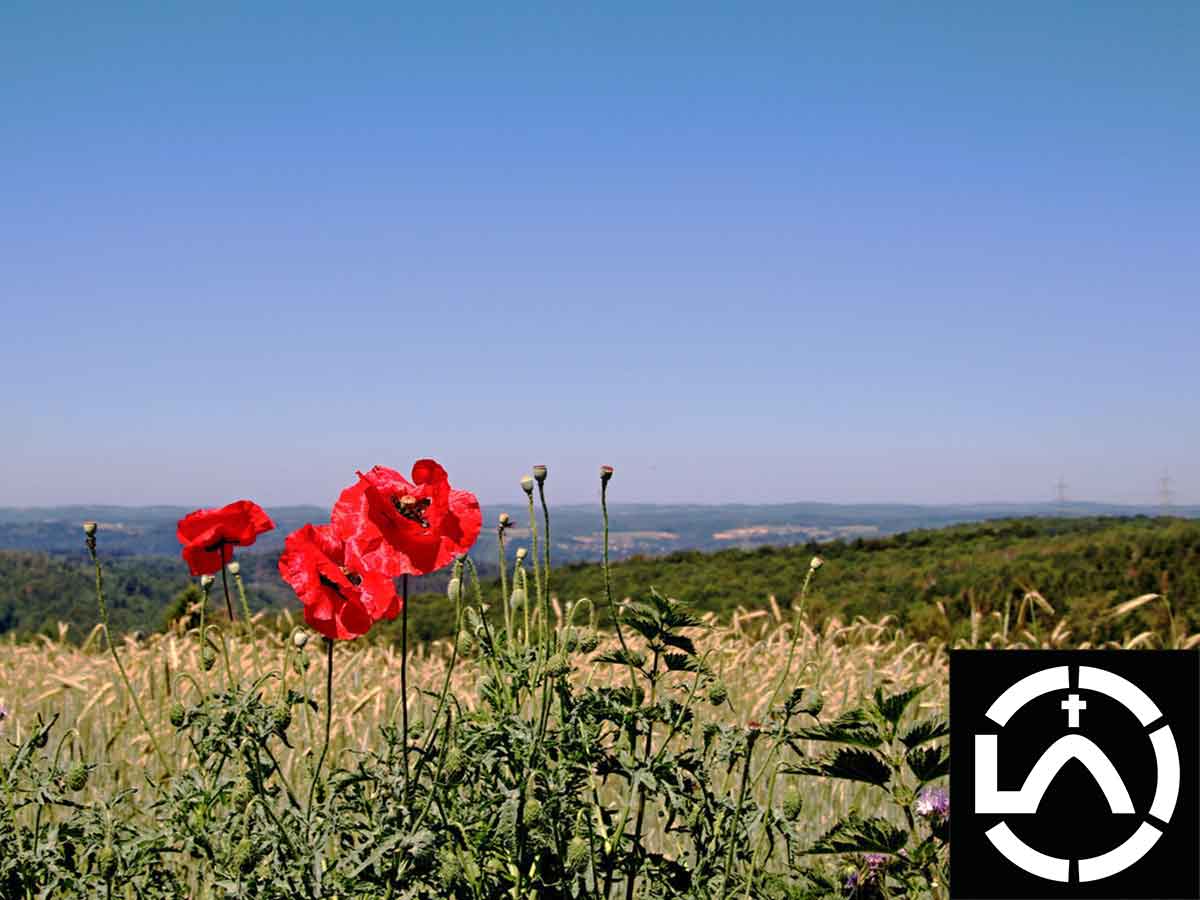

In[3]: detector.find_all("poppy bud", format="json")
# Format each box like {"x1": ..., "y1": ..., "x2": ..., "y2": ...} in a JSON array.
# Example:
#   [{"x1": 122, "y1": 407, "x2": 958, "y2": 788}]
[
  {"x1": 515, "y1": 547, "x2": 527, "y2": 561},
  {"x1": 292, "y1": 631, "x2": 309, "y2": 649},
  {"x1": 169, "y1": 703, "x2": 186, "y2": 728},
  {"x1": 226, "y1": 561, "x2": 240, "y2": 576},
  {"x1": 520, "y1": 475, "x2": 534, "y2": 495},
  {"x1": 234, "y1": 837, "x2": 258, "y2": 874},
  {"x1": 98, "y1": 845, "x2": 117, "y2": 880},
  {"x1": 201, "y1": 648, "x2": 216, "y2": 671},
  {"x1": 83, "y1": 521, "x2": 98, "y2": 537},
  {"x1": 810, "y1": 556, "x2": 824, "y2": 570},
  {"x1": 271, "y1": 704, "x2": 292, "y2": 736},
  {"x1": 65, "y1": 763, "x2": 89, "y2": 792},
  {"x1": 200, "y1": 575, "x2": 215, "y2": 588},
  {"x1": 579, "y1": 632, "x2": 600, "y2": 654},
  {"x1": 523, "y1": 797, "x2": 544, "y2": 826},
  {"x1": 510, "y1": 588, "x2": 527, "y2": 610},
  {"x1": 706, "y1": 683, "x2": 729, "y2": 706},
  {"x1": 532, "y1": 464, "x2": 548, "y2": 484},
  {"x1": 546, "y1": 655, "x2": 571, "y2": 679},
  {"x1": 782, "y1": 790, "x2": 803, "y2": 821},
  {"x1": 498, "y1": 512, "x2": 511, "y2": 527},
  {"x1": 566, "y1": 835, "x2": 589, "y2": 871},
  {"x1": 600, "y1": 465, "x2": 614, "y2": 482},
  {"x1": 446, "y1": 578, "x2": 462, "y2": 602}
]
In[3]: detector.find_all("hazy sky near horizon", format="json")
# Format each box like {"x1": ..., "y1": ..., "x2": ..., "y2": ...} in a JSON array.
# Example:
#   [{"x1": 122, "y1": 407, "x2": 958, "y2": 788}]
[{"x1": 3, "y1": 2, "x2": 1197, "y2": 508}]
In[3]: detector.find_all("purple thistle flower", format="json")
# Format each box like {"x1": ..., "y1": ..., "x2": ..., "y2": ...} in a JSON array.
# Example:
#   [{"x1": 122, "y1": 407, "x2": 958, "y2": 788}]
[
  {"x1": 863, "y1": 853, "x2": 889, "y2": 871},
  {"x1": 914, "y1": 785, "x2": 949, "y2": 821}
]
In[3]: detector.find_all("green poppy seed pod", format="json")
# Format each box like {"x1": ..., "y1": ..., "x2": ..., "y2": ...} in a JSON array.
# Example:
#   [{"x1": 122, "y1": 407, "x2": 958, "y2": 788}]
[
  {"x1": 292, "y1": 631, "x2": 309, "y2": 649},
  {"x1": 566, "y1": 835, "x2": 589, "y2": 871},
  {"x1": 65, "y1": 763, "x2": 89, "y2": 792},
  {"x1": 509, "y1": 587, "x2": 527, "y2": 610},
  {"x1": 523, "y1": 796, "x2": 544, "y2": 826},
  {"x1": 532, "y1": 464, "x2": 548, "y2": 484},
  {"x1": 83, "y1": 521, "x2": 98, "y2": 537},
  {"x1": 234, "y1": 837, "x2": 257, "y2": 874},
  {"x1": 783, "y1": 790, "x2": 804, "y2": 821},
  {"x1": 515, "y1": 547, "x2": 527, "y2": 561},
  {"x1": 498, "y1": 512, "x2": 511, "y2": 527},
  {"x1": 98, "y1": 845, "x2": 117, "y2": 880},
  {"x1": 226, "y1": 560, "x2": 240, "y2": 576},
  {"x1": 600, "y1": 465, "x2": 614, "y2": 482},
  {"x1": 200, "y1": 574, "x2": 215, "y2": 589},
  {"x1": 446, "y1": 577, "x2": 462, "y2": 602},
  {"x1": 169, "y1": 703, "x2": 186, "y2": 728},
  {"x1": 520, "y1": 475, "x2": 535, "y2": 495}
]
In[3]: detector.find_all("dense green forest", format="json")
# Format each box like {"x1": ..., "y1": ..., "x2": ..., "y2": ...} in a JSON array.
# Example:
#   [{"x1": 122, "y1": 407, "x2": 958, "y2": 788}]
[{"x1": 1, "y1": 516, "x2": 1197, "y2": 645}]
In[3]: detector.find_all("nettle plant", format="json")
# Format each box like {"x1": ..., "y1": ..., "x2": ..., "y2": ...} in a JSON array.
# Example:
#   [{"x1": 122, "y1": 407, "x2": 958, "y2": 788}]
[{"x1": 0, "y1": 462, "x2": 948, "y2": 899}]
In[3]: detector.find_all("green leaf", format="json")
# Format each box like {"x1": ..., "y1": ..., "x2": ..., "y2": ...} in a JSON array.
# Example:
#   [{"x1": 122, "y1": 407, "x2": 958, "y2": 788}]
[
  {"x1": 874, "y1": 684, "x2": 926, "y2": 727},
  {"x1": 593, "y1": 649, "x2": 646, "y2": 669},
  {"x1": 662, "y1": 652, "x2": 708, "y2": 674},
  {"x1": 900, "y1": 717, "x2": 949, "y2": 750},
  {"x1": 906, "y1": 745, "x2": 950, "y2": 783},
  {"x1": 785, "y1": 686, "x2": 824, "y2": 718},
  {"x1": 660, "y1": 632, "x2": 698, "y2": 656},
  {"x1": 807, "y1": 814, "x2": 908, "y2": 855},
  {"x1": 784, "y1": 748, "x2": 891, "y2": 787},
  {"x1": 790, "y1": 708, "x2": 883, "y2": 748}
]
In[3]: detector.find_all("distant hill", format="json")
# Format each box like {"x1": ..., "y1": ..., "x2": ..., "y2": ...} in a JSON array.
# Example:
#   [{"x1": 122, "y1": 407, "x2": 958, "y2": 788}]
[
  {"x1": 2, "y1": 499, "x2": 1195, "y2": 561},
  {"x1": 0, "y1": 514, "x2": 1196, "y2": 646}
]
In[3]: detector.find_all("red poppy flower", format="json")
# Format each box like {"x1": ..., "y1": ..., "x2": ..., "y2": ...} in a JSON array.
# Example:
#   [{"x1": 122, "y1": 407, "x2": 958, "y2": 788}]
[
  {"x1": 332, "y1": 459, "x2": 481, "y2": 577},
  {"x1": 176, "y1": 500, "x2": 275, "y2": 576},
  {"x1": 277, "y1": 524, "x2": 399, "y2": 640}
]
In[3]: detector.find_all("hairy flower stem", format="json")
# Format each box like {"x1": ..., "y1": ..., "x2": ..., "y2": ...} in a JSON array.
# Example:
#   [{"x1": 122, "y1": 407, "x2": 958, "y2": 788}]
[
  {"x1": 526, "y1": 492, "x2": 544, "y2": 617},
  {"x1": 400, "y1": 574, "x2": 411, "y2": 807},
  {"x1": 87, "y1": 533, "x2": 169, "y2": 775},
  {"x1": 720, "y1": 735, "x2": 759, "y2": 899},
  {"x1": 232, "y1": 567, "x2": 261, "y2": 674},
  {"x1": 537, "y1": 480, "x2": 551, "y2": 632},
  {"x1": 498, "y1": 528, "x2": 512, "y2": 639},
  {"x1": 220, "y1": 558, "x2": 236, "y2": 622},
  {"x1": 306, "y1": 637, "x2": 334, "y2": 822},
  {"x1": 624, "y1": 653, "x2": 659, "y2": 900}
]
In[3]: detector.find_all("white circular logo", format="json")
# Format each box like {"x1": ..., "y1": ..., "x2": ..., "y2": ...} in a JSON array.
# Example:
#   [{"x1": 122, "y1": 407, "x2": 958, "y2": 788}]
[{"x1": 974, "y1": 665, "x2": 1179, "y2": 883}]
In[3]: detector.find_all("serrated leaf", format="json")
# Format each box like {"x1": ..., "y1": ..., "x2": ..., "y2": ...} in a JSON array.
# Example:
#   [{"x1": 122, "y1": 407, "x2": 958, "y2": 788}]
[
  {"x1": 662, "y1": 652, "x2": 707, "y2": 674},
  {"x1": 790, "y1": 708, "x2": 883, "y2": 748},
  {"x1": 784, "y1": 748, "x2": 891, "y2": 786},
  {"x1": 660, "y1": 632, "x2": 698, "y2": 656},
  {"x1": 874, "y1": 684, "x2": 926, "y2": 726},
  {"x1": 900, "y1": 717, "x2": 949, "y2": 749},
  {"x1": 906, "y1": 745, "x2": 950, "y2": 783},
  {"x1": 593, "y1": 649, "x2": 646, "y2": 669},
  {"x1": 807, "y1": 814, "x2": 908, "y2": 855},
  {"x1": 785, "y1": 686, "x2": 824, "y2": 718}
]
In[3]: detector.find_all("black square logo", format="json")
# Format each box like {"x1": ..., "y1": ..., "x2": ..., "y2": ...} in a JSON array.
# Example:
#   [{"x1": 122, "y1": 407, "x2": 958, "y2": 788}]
[{"x1": 950, "y1": 650, "x2": 1199, "y2": 899}]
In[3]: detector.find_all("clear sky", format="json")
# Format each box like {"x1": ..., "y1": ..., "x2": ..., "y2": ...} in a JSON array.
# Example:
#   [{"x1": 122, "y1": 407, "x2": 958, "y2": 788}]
[{"x1": 3, "y1": 2, "x2": 1197, "y2": 508}]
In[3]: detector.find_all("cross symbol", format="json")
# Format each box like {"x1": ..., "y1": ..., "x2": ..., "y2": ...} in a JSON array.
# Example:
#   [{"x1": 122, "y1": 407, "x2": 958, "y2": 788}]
[{"x1": 1062, "y1": 693, "x2": 1087, "y2": 728}]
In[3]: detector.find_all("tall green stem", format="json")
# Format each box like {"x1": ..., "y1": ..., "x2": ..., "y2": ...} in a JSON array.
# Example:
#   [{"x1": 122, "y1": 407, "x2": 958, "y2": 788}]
[
  {"x1": 400, "y1": 574, "x2": 411, "y2": 807},
  {"x1": 537, "y1": 480, "x2": 551, "y2": 622},
  {"x1": 526, "y1": 491, "x2": 543, "y2": 612},
  {"x1": 86, "y1": 531, "x2": 169, "y2": 774},
  {"x1": 219, "y1": 553, "x2": 236, "y2": 621},
  {"x1": 306, "y1": 637, "x2": 334, "y2": 820}
]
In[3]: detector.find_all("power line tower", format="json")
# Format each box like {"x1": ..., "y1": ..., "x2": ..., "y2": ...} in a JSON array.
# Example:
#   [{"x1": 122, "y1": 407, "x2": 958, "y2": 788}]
[
  {"x1": 1054, "y1": 475, "x2": 1068, "y2": 513},
  {"x1": 1159, "y1": 470, "x2": 1173, "y2": 515}
]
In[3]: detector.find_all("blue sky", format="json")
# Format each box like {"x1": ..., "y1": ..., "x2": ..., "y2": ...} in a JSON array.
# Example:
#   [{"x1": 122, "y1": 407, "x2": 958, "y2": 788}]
[{"x1": 2, "y1": 2, "x2": 1197, "y2": 507}]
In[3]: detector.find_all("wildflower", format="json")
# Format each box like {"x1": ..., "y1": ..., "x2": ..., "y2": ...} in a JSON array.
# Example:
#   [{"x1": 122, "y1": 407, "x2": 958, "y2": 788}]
[
  {"x1": 600, "y1": 464, "x2": 614, "y2": 482},
  {"x1": 333, "y1": 460, "x2": 481, "y2": 577},
  {"x1": 278, "y1": 524, "x2": 397, "y2": 640},
  {"x1": 200, "y1": 574, "x2": 215, "y2": 588},
  {"x1": 176, "y1": 500, "x2": 275, "y2": 576},
  {"x1": 520, "y1": 475, "x2": 535, "y2": 495},
  {"x1": 914, "y1": 785, "x2": 949, "y2": 822},
  {"x1": 810, "y1": 555, "x2": 824, "y2": 570},
  {"x1": 498, "y1": 512, "x2": 511, "y2": 528},
  {"x1": 82, "y1": 521, "x2": 98, "y2": 537},
  {"x1": 532, "y1": 464, "x2": 548, "y2": 484}
]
